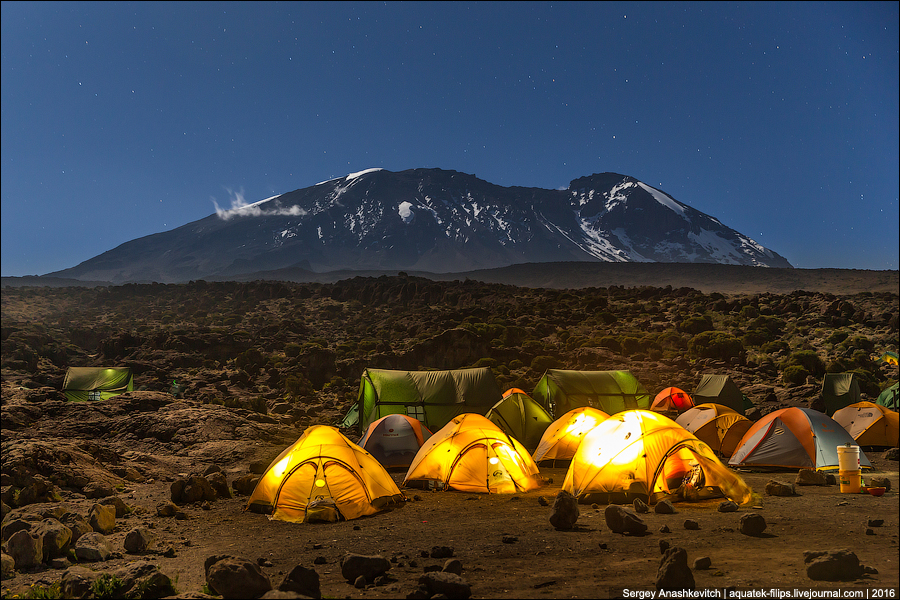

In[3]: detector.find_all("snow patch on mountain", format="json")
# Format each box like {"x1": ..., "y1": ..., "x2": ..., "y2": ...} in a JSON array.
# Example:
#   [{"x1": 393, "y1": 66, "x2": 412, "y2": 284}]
[
  {"x1": 346, "y1": 167, "x2": 384, "y2": 181},
  {"x1": 637, "y1": 182, "x2": 686, "y2": 217}
]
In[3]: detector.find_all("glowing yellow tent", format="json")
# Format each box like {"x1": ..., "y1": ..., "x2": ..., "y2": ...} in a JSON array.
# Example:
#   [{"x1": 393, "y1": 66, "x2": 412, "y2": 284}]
[
  {"x1": 403, "y1": 413, "x2": 542, "y2": 494},
  {"x1": 246, "y1": 426, "x2": 404, "y2": 522},
  {"x1": 563, "y1": 410, "x2": 752, "y2": 506},
  {"x1": 532, "y1": 406, "x2": 610, "y2": 465},
  {"x1": 675, "y1": 403, "x2": 753, "y2": 458},
  {"x1": 832, "y1": 402, "x2": 899, "y2": 448}
]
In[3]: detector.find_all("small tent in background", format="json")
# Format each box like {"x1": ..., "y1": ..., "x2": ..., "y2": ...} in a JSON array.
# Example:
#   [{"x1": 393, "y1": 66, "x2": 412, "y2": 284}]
[
  {"x1": 692, "y1": 375, "x2": 749, "y2": 414},
  {"x1": 650, "y1": 387, "x2": 695, "y2": 413},
  {"x1": 875, "y1": 382, "x2": 899, "y2": 411},
  {"x1": 246, "y1": 426, "x2": 403, "y2": 522},
  {"x1": 562, "y1": 410, "x2": 752, "y2": 506},
  {"x1": 485, "y1": 389, "x2": 554, "y2": 451},
  {"x1": 403, "y1": 413, "x2": 541, "y2": 494},
  {"x1": 729, "y1": 407, "x2": 872, "y2": 471},
  {"x1": 532, "y1": 406, "x2": 610, "y2": 465},
  {"x1": 359, "y1": 414, "x2": 433, "y2": 469},
  {"x1": 531, "y1": 369, "x2": 650, "y2": 418},
  {"x1": 63, "y1": 367, "x2": 133, "y2": 402},
  {"x1": 675, "y1": 404, "x2": 752, "y2": 458},
  {"x1": 341, "y1": 368, "x2": 502, "y2": 433},
  {"x1": 821, "y1": 373, "x2": 861, "y2": 416},
  {"x1": 832, "y1": 402, "x2": 899, "y2": 448},
  {"x1": 878, "y1": 351, "x2": 899, "y2": 366}
]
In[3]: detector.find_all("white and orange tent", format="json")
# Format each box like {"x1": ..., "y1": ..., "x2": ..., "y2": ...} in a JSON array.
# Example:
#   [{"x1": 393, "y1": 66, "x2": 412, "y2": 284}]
[
  {"x1": 403, "y1": 413, "x2": 542, "y2": 494},
  {"x1": 359, "y1": 414, "x2": 433, "y2": 469},
  {"x1": 650, "y1": 387, "x2": 695, "y2": 413},
  {"x1": 832, "y1": 402, "x2": 899, "y2": 448}
]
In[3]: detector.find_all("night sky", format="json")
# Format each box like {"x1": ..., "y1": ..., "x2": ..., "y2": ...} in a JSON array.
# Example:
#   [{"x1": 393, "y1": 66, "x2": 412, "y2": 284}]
[{"x1": 2, "y1": 1, "x2": 897, "y2": 277}]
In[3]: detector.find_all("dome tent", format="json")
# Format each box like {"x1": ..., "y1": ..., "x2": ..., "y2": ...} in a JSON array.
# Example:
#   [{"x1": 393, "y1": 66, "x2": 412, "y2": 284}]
[
  {"x1": 246, "y1": 426, "x2": 404, "y2": 522},
  {"x1": 403, "y1": 413, "x2": 542, "y2": 494},
  {"x1": 821, "y1": 373, "x2": 861, "y2": 416},
  {"x1": 532, "y1": 406, "x2": 610, "y2": 465},
  {"x1": 876, "y1": 382, "x2": 899, "y2": 411},
  {"x1": 63, "y1": 367, "x2": 133, "y2": 402},
  {"x1": 562, "y1": 410, "x2": 752, "y2": 506},
  {"x1": 359, "y1": 414, "x2": 433, "y2": 469},
  {"x1": 675, "y1": 403, "x2": 753, "y2": 458},
  {"x1": 729, "y1": 407, "x2": 873, "y2": 471},
  {"x1": 531, "y1": 369, "x2": 650, "y2": 418},
  {"x1": 484, "y1": 388, "x2": 554, "y2": 451},
  {"x1": 692, "y1": 375, "x2": 750, "y2": 414},
  {"x1": 650, "y1": 387, "x2": 695, "y2": 413},
  {"x1": 832, "y1": 402, "x2": 899, "y2": 448}
]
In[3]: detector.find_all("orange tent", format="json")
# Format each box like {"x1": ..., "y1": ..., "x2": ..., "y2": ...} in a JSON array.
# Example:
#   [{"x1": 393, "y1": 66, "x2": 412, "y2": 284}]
[
  {"x1": 832, "y1": 402, "x2": 899, "y2": 448},
  {"x1": 403, "y1": 413, "x2": 542, "y2": 493},
  {"x1": 359, "y1": 414, "x2": 433, "y2": 469},
  {"x1": 532, "y1": 406, "x2": 610, "y2": 464},
  {"x1": 651, "y1": 387, "x2": 695, "y2": 413},
  {"x1": 676, "y1": 403, "x2": 752, "y2": 458}
]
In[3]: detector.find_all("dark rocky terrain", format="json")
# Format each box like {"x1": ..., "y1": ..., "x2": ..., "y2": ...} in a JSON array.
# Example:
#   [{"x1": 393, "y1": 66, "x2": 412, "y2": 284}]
[{"x1": 1, "y1": 276, "x2": 897, "y2": 598}]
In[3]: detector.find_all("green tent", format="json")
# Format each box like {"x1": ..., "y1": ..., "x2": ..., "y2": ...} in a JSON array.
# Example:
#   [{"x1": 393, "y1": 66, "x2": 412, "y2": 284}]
[
  {"x1": 341, "y1": 367, "x2": 502, "y2": 433},
  {"x1": 531, "y1": 370, "x2": 650, "y2": 418},
  {"x1": 63, "y1": 367, "x2": 133, "y2": 402},
  {"x1": 821, "y1": 373, "x2": 861, "y2": 416},
  {"x1": 485, "y1": 389, "x2": 554, "y2": 451},
  {"x1": 692, "y1": 375, "x2": 751, "y2": 414},
  {"x1": 875, "y1": 382, "x2": 898, "y2": 411}
]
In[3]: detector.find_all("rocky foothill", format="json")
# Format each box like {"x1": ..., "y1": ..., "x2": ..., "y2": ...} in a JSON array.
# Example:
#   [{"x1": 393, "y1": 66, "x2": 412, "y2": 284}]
[{"x1": 1, "y1": 276, "x2": 898, "y2": 598}]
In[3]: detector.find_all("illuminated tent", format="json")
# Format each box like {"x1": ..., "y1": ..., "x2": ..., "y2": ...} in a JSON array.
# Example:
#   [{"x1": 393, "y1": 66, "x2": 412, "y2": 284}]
[
  {"x1": 359, "y1": 414, "x2": 433, "y2": 469},
  {"x1": 692, "y1": 375, "x2": 750, "y2": 413},
  {"x1": 876, "y1": 383, "x2": 899, "y2": 411},
  {"x1": 484, "y1": 389, "x2": 554, "y2": 451},
  {"x1": 675, "y1": 404, "x2": 752, "y2": 458},
  {"x1": 531, "y1": 369, "x2": 650, "y2": 418},
  {"x1": 878, "y1": 351, "x2": 899, "y2": 366},
  {"x1": 832, "y1": 402, "x2": 899, "y2": 448},
  {"x1": 62, "y1": 367, "x2": 133, "y2": 402},
  {"x1": 403, "y1": 413, "x2": 542, "y2": 494},
  {"x1": 246, "y1": 426, "x2": 404, "y2": 522},
  {"x1": 562, "y1": 410, "x2": 752, "y2": 506},
  {"x1": 729, "y1": 407, "x2": 872, "y2": 471},
  {"x1": 340, "y1": 368, "x2": 502, "y2": 433},
  {"x1": 821, "y1": 373, "x2": 861, "y2": 416},
  {"x1": 532, "y1": 406, "x2": 610, "y2": 465},
  {"x1": 650, "y1": 387, "x2": 695, "y2": 413}
]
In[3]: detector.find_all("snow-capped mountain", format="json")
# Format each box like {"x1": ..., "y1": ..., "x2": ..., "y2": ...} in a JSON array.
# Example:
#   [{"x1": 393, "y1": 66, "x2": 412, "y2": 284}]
[{"x1": 48, "y1": 168, "x2": 791, "y2": 283}]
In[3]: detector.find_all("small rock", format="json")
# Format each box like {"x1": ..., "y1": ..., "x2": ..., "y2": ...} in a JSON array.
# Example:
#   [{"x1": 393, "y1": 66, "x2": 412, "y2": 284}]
[
  {"x1": 1, "y1": 552, "x2": 15, "y2": 578},
  {"x1": 418, "y1": 571, "x2": 472, "y2": 599},
  {"x1": 98, "y1": 496, "x2": 130, "y2": 518},
  {"x1": 654, "y1": 500, "x2": 676, "y2": 514},
  {"x1": 867, "y1": 519, "x2": 884, "y2": 527},
  {"x1": 882, "y1": 448, "x2": 899, "y2": 461},
  {"x1": 868, "y1": 477, "x2": 891, "y2": 491},
  {"x1": 354, "y1": 575, "x2": 367, "y2": 589},
  {"x1": 633, "y1": 498, "x2": 649, "y2": 513},
  {"x1": 739, "y1": 513, "x2": 768, "y2": 537},
  {"x1": 804, "y1": 549, "x2": 864, "y2": 581},
  {"x1": 258, "y1": 557, "x2": 274, "y2": 567},
  {"x1": 659, "y1": 540, "x2": 670, "y2": 554},
  {"x1": 659, "y1": 525, "x2": 670, "y2": 533},
  {"x1": 124, "y1": 527, "x2": 156, "y2": 554},
  {"x1": 604, "y1": 505, "x2": 648, "y2": 536},
  {"x1": 693, "y1": 557, "x2": 712, "y2": 570},
  {"x1": 537, "y1": 496, "x2": 549, "y2": 506},
  {"x1": 684, "y1": 519, "x2": 700, "y2": 530},
  {"x1": 278, "y1": 564, "x2": 321, "y2": 599},
  {"x1": 718, "y1": 501, "x2": 739, "y2": 513},
  {"x1": 430, "y1": 546, "x2": 454, "y2": 559},
  {"x1": 313, "y1": 556, "x2": 327, "y2": 565},
  {"x1": 156, "y1": 501, "x2": 178, "y2": 517},
  {"x1": 765, "y1": 479, "x2": 798, "y2": 496},
  {"x1": 549, "y1": 490, "x2": 579, "y2": 530},
  {"x1": 82, "y1": 482, "x2": 115, "y2": 499},
  {"x1": 231, "y1": 474, "x2": 261, "y2": 496},
  {"x1": 74, "y1": 532, "x2": 112, "y2": 562},
  {"x1": 442, "y1": 558, "x2": 463, "y2": 575},
  {"x1": 88, "y1": 504, "x2": 116, "y2": 535},
  {"x1": 795, "y1": 469, "x2": 828, "y2": 486},
  {"x1": 656, "y1": 547, "x2": 695, "y2": 591},
  {"x1": 341, "y1": 553, "x2": 390, "y2": 583},
  {"x1": 206, "y1": 555, "x2": 273, "y2": 599},
  {"x1": 865, "y1": 528, "x2": 875, "y2": 536},
  {"x1": 501, "y1": 536, "x2": 518, "y2": 544}
]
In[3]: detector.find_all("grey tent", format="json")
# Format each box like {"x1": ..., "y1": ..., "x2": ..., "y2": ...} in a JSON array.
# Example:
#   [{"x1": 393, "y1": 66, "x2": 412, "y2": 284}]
[
  {"x1": 63, "y1": 367, "x2": 133, "y2": 402},
  {"x1": 821, "y1": 373, "x2": 861, "y2": 416},
  {"x1": 692, "y1": 375, "x2": 749, "y2": 414}
]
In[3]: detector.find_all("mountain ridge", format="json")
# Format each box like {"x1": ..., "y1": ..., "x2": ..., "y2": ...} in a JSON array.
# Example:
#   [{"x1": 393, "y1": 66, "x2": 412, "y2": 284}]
[{"x1": 47, "y1": 168, "x2": 792, "y2": 283}]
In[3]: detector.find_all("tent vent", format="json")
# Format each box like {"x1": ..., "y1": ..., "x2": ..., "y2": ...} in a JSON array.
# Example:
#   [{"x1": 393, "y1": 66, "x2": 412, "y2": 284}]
[{"x1": 773, "y1": 426, "x2": 784, "y2": 436}]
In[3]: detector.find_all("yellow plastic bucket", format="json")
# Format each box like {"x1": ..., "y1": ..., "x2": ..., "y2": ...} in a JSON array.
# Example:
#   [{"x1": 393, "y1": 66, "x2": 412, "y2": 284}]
[{"x1": 839, "y1": 470, "x2": 861, "y2": 494}]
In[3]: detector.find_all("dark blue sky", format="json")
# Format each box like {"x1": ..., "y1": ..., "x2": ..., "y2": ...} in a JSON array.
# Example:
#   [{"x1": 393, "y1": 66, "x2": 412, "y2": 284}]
[{"x1": 2, "y1": 1, "x2": 897, "y2": 276}]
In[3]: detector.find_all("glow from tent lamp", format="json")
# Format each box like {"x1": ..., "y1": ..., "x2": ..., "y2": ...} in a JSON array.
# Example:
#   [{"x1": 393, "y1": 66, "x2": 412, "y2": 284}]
[
  {"x1": 566, "y1": 414, "x2": 597, "y2": 437},
  {"x1": 315, "y1": 479, "x2": 326, "y2": 488},
  {"x1": 272, "y1": 456, "x2": 290, "y2": 478}
]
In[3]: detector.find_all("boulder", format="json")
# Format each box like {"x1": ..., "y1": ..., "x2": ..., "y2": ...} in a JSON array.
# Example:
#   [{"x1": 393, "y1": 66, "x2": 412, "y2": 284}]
[
  {"x1": 1, "y1": 518, "x2": 32, "y2": 543},
  {"x1": 7, "y1": 529, "x2": 42, "y2": 570},
  {"x1": 278, "y1": 564, "x2": 321, "y2": 599},
  {"x1": 34, "y1": 518, "x2": 72, "y2": 560},
  {"x1": 124, "y1": 526, "x2": 156, "y2": 554},
  {"x1": 604, "y1": 505, "x2": 648, "y2": 535},
  {"x1": 61, "y1": 513, "x2": 93, "y2": 544},
  {"x1": 74, "y1": 532, "x2": 113, "y2": 562},
  {"x1": 549, "y1": 490, "x2": 579, "y2": 529},
  {"x1": 60, "y1": 565, "x2": 102, "y2": 599},
  {"x1": 418, "y1": 571, "x2": 472, "y2": 599},
  {"x1": 171, "y1": 475, "x2": 217, "y2": 504},
  {"x1": 1, "y1": 552, "x2": 14, "y2": 578},
  {"x1": 206, "y1": 555, "x2": 273, "y2": 599},
  {"x1": 88, "y1": 503, "x2": 116, "y2": 534},
  {"x1": 110, "y1": 560, "x2": 177, "y2": 598},
  {"x1": 207, "y1": 472, "x2": 233, "y2": 499},
  {"x1": 804, "y1": 549, "x2": 864, "y2": 581},
  {"x1": 82, "y1": 482, "x2": 115, "y2": 499},
  {"x1": 98, "y1": 495, "x2": 131, "y2": 518},
  {"x1": 739, "y1": 513, "x2": 768, "y2": 537},
  {"x1": 15, "y1": 475, "x2": 58, "y2": 507},
  {"x1": 795, "y1": 470, "x2": 828, "y2": 486},
  {"x1": 656, "y1": 547, "x2": 695, "y2": 591},
  {"x1": 340, "y1": 553, "x2": 390, "y2": 583}
]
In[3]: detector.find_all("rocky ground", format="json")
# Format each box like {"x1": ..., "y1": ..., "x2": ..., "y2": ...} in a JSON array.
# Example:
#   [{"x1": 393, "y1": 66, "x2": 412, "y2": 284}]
[{"x1": 1, "y1": 276, "x2": 898, "y2": 598}]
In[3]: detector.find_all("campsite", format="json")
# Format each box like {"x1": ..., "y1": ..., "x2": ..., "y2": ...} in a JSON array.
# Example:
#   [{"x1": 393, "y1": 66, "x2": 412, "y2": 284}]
[{"x1": 1, "y1": 275, "x2": 898, "y2": 598}]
